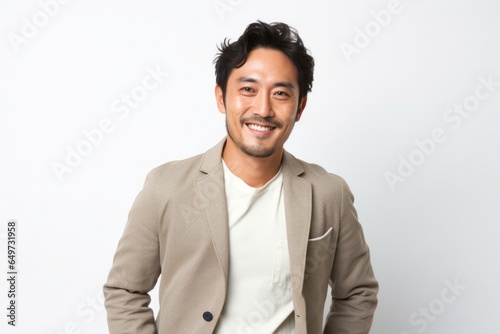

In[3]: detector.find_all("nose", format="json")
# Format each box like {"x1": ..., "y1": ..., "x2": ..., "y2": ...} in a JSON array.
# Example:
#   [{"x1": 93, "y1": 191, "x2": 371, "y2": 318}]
[{"x1": 252, "y1": 92, "x2": 274, "y2": 118}]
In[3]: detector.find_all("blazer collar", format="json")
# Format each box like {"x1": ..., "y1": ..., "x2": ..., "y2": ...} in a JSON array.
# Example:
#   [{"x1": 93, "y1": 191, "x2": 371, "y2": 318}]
[{"x1": 198, "y1": 137, "x2": 226, "y2": 174}]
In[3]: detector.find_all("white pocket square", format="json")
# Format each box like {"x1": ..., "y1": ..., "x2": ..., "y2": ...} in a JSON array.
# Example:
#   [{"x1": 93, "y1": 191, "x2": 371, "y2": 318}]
[{"x1": 308, "y1": 227, "x2": 333, "y2": 242}]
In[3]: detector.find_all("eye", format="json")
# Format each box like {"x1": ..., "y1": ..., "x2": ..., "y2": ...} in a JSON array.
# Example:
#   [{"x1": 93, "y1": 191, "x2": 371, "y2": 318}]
[
  {"x1": 241, "y1": 87, "x2": 254, "y2": 93},
  {"x1": 274, "y1": 91, "x2": 290, "y2": 98}
]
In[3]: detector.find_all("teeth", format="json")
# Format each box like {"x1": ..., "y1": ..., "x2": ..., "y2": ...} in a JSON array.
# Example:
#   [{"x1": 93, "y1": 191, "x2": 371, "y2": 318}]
[{"x1": 248, "y1": 124, "x2": 273, "y2": 131}]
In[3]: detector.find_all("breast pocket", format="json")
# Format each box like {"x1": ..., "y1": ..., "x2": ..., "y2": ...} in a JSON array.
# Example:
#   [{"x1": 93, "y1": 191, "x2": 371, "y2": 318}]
[
  {"x1": 308, "y1": 227, "x2": 333, "y2": 242},
  {"x1": 305, "y1": 227, "x2": 335, "y2": 278}
]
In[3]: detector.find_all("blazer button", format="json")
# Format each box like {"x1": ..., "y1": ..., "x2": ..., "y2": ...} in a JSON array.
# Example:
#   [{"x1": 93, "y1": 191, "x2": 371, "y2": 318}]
[{"x1": 203, "y1": 311, "x2": 213, "y2": 322}]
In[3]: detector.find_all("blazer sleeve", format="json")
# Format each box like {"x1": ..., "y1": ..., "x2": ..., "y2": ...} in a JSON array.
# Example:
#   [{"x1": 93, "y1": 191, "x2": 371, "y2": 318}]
[
  {"x1": 323, "y1": 178, "x2": 379, "y2": 334},
  {"x1": 103, "y1": 170, "x2": 162, "y2": 334}
]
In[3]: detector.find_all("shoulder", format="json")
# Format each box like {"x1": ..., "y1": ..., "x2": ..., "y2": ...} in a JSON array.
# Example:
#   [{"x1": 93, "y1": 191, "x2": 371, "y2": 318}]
[
  {"x1": 284, "y1": 152, "x2": 354, "y2": 205},
  {"x1": 140, "y1": 153, "x2": 211, "y2": 204},
  {"x1": 286, "y1": 152, "x2": 349, "y2": 189},
  {"x1": 131, "y1": 152, "x2": 207, "y2": 209},
  {"x1": 141, "y1": 138, "x2": 225, "y2": 195},
  {"x1": 147, "y1": 152, "x2": 204, "y2": 182}
]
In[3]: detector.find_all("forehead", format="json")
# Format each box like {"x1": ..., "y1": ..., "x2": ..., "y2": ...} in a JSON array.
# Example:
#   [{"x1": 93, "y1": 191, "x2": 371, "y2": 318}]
[{"x1": 228, "y1": 48, "x2": 298, "y2": 84}]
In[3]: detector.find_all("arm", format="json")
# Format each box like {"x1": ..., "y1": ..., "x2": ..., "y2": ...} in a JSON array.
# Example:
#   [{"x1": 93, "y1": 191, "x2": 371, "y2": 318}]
[
  {"x1": 103, "y1": 171, "x2": 162, "y2": 334},
  {"x1": 323, "y1": 179, "x2": 378, "y2": 334}
]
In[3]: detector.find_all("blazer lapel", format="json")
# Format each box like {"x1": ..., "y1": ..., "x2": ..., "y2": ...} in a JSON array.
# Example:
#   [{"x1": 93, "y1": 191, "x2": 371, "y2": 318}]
[
  {"x1": 195, "y1": 139, "x2": 230, "y2": 279},
  {"x1": 282, "y1": 151, "x2": 312, "y2": 293}
]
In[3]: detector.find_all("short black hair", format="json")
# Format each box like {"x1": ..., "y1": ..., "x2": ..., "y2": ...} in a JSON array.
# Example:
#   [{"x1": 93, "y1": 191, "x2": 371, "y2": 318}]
[{"x1": 214, "y1": 21, "x2": 314, "y2": 100}]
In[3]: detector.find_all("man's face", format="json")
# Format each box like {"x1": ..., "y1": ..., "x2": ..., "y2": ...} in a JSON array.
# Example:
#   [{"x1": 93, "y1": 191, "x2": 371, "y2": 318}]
[{"x1": 216, "y1": 47, "x2": 307, "y2": 159}]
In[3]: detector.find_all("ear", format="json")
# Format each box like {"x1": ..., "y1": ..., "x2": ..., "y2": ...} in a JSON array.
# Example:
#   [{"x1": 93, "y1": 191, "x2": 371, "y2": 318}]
[
  {"x1": 295, "y1": 95, "x2": 308, "y2": 122},
  {"x1": 215, "y1": 85, "x2": 226, "y2": 114}
]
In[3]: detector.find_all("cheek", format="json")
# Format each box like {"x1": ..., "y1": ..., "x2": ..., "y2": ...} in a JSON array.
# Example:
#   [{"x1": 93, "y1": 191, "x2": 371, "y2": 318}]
[
  {"x1": 227, "y1": 98, "x2": 252, "y2": 122},
  {"x1": 280, "y1": 106, "x2": 300, "y2": 123},
  {"x1": 232, "y1": 95, "x2": 251, "y2": 112}
]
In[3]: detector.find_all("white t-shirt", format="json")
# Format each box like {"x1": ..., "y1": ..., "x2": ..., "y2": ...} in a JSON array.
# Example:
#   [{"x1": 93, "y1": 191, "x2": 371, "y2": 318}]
[{"x1": 215, "y1": 161, "x2": 294, "y2": 334}]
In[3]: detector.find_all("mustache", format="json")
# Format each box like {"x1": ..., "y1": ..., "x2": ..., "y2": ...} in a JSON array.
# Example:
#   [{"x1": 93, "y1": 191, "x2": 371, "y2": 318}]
[{"x1": 240, "y1": 115, "x2": 283, "y2": 129}]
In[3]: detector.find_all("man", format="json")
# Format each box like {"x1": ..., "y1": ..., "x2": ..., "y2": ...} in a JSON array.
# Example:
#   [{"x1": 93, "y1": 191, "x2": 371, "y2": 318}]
[{"x1": 104, "y1": 21, "x2": 378, "y2": 333}]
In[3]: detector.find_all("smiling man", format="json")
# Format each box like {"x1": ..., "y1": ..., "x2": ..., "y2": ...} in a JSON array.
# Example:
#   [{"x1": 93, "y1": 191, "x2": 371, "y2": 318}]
[
  {"x1": 104, "y1": 21, "x2": 378, "y2": 334},
  {"x1": 218, "y1": 47, "x2": 307, "y2": 188}
]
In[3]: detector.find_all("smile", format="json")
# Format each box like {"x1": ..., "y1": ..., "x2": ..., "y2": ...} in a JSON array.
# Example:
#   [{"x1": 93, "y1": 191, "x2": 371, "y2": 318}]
[{"x1": 246, "y1": 123, "x2": 276, "y2": 132}]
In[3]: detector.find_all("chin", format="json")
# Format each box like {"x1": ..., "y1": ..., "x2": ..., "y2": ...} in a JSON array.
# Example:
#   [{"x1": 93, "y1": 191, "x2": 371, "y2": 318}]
[{"x1": 239, "y1": 142, "x2": 277, "y2": 158}]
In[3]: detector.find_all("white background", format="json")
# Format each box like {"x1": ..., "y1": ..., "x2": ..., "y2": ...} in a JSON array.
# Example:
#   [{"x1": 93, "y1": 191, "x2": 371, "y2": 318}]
[{"x1": 1, "y1": 0, "x2": 499, "y2": 333}]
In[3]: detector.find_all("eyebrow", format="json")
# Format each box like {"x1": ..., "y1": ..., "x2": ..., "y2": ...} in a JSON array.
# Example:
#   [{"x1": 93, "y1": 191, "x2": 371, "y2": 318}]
[{"x1": 236, "y1": 76, "x2": 296, "y2": 90}]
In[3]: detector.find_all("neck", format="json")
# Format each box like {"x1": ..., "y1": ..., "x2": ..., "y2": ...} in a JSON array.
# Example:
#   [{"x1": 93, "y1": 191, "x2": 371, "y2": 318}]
[{"x1": 222, "y1": 138, "x2": 283, "y2": 188}]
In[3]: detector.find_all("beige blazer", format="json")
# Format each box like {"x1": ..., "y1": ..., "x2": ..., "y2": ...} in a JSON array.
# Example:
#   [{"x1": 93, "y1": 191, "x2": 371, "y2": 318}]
[{"x1": 104, "y1": 138, "x2": 378, "y2": 333}]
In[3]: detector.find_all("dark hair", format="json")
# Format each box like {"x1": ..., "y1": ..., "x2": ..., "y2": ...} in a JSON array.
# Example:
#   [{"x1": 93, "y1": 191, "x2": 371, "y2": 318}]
[{"x1": 214, "y1": 21, "x2": 314, "y2": 100}]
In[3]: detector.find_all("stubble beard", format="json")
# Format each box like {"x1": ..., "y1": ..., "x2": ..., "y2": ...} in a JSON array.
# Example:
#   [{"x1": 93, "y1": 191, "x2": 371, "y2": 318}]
[{"x1": 225, "y1": 119, "x2": 277, "y2": 158}]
